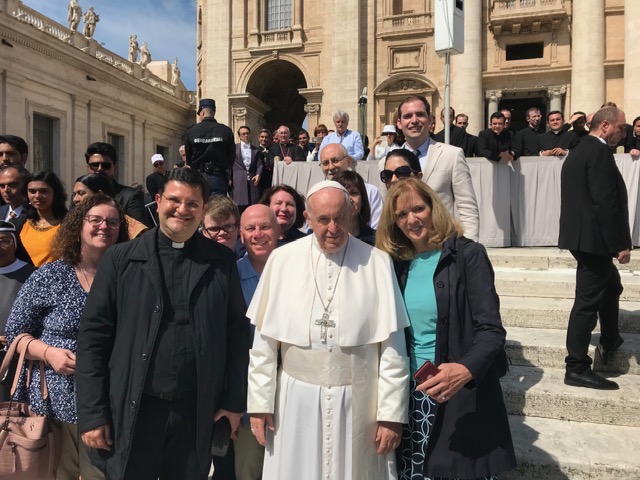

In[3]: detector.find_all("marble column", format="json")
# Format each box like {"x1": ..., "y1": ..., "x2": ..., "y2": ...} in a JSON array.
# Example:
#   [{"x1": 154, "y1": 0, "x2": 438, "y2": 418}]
[
  {"x1": 571, "y1": 0, "x2": 605, "y2": 113},
  {"x1": 547, "y1": 85, "x2": 567, "y2": 114},
  {"x1": 485, "y1": 90, "x2": 502, "y2": 125},
  {"x1": 625, "y1": 0, "x2": 640, "y2": 116},
  {"x1": 451, "y1": 0, "x2": 483, "y2": 135}
]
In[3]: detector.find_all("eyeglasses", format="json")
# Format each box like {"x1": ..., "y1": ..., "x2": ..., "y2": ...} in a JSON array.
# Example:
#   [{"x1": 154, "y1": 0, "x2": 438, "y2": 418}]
[
  {"x1": 203, "y1": 223, "x2": 237, "y2": 235},
  {"x1": 380, "y1": 166, "x2": 415, "y2": 184},
  {"x1": 88, "y1": 162, "x2": 112, "y2": 171},
  {"x1": 161, "y1": 194, "x2": 203, "y2": 211},
  {"x1": 84, "y1": 215, "x2": 120, "y2": 229},
  {"x1": 0, "y1": 238, "x2": 14, "y2": 248}
]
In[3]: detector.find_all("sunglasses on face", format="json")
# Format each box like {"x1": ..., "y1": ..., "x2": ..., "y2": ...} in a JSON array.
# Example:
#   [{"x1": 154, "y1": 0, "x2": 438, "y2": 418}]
[
  {"x1": 88, "y1": 162, "x2": 112, "y2": 171},
  {"x1": 380, "y1": 166, "x2": 414, "y2": 184}
]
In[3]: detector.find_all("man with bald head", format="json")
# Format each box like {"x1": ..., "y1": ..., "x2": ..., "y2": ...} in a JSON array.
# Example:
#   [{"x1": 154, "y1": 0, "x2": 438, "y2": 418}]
[
  {"x1": 233, "y1": 204, "x2": 278, "y2": 480},
  {"x1": 247, "y1": 181, "x2": 409, "y2": 479},
  {"x1": 319, "y1": 143, "x2": 383, "y2": 228},
  {"x1": 267, "y1": 125, "x2": 304, "y2": 165}
]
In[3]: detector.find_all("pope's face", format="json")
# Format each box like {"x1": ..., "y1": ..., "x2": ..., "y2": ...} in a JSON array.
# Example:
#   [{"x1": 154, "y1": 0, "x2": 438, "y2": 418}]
[{"x1": 304, "y1": 188, "x2": 354, "y2": 254}]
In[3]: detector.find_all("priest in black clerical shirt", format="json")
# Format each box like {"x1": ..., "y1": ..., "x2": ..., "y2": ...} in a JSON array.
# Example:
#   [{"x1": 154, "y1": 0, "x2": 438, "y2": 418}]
[
  {"x1": 477, "y1": 112, "x2": 515, "y2": 162},
  {"x1": 76, "y1": 167, "x2": 249, "y2": 480}
]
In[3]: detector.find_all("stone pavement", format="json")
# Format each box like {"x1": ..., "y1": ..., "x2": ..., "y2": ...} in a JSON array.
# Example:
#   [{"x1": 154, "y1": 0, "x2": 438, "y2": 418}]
[{"x1": 489, "y1": 248, "x2": 640, "y2": 479}]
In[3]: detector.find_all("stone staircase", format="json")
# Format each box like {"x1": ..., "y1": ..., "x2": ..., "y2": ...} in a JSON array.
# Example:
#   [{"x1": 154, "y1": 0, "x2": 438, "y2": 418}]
[{"x1": 487, "y1": 248, "x2": 640, "y2": 479}]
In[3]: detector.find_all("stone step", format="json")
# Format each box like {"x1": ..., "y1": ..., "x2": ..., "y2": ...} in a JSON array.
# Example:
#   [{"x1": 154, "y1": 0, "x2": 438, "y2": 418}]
[
  {"x1": 500, "y1": 296, "x2": 640, "y2": 334},
  {"x1": 504, "y1": 415, "x2": 640, "y2": 479},
  {"x1": 494, "y1": 267, "x2": 640, "y2": 301},
  {"x1": 501, "y1": 366, "x2": 640, "y2": 427},
  {"x1": 505, "y1": 327, "x2": 640, "y2": 375},
  {"x1": 487, "y1": 247, "x2": 640, "y2": 272}
]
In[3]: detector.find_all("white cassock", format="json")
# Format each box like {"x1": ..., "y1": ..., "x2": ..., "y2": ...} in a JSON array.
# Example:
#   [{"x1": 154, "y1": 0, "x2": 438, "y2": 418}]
[{"x1": 247, "y1": 235, "x2": 410, "y2": 480}]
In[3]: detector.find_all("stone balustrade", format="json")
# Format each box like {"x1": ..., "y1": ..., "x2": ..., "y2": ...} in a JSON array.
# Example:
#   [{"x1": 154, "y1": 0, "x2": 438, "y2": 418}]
[{"x1": 5, "y1": 0, "x2": 193, "y2": 103}]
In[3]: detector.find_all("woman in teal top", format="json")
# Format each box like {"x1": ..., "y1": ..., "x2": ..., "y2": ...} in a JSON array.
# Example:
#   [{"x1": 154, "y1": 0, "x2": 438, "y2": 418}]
[{"x1": 377, "y1": 177, "x2": 515, "y2": 480}]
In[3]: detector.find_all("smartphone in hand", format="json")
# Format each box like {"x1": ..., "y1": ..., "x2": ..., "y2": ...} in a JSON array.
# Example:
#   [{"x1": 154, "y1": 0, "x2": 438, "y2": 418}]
[{"x1": 413, "y1": 360, "x2": 441, "y2": 384}]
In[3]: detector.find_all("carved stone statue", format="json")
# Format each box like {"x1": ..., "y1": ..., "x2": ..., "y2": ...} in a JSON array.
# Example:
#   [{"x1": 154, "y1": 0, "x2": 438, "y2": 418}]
[
  {"x1": 128, "y1": 35, "x2": 139, "y2": 63},
  {"x1": 171, "y1": 57, "x2": 180, "y2": 86},
  {"x1": 82, "y1": 6, "x2": 99, "y2": 38},
  {"x1": 139, "y1": 42, "x2": 151, "y2": 68},
  {"x1": 67, "y1": 0, "x2": 82, "y2": 31}
]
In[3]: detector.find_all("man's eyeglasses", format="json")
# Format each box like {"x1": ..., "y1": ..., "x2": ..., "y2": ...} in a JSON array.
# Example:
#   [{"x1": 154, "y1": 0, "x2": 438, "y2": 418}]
[
  {"x1": 203, "y1": 224, "x2": 237, "y2": 235},
  {"x1": 88, "y1": 162, "x2": 112, "y2": 171},
  {"x1": 84, "y1": 215, "x2": 120, "y2": 229},
  {"x1": 380, "y1": 166, "x2": 415, "y2": 184}
]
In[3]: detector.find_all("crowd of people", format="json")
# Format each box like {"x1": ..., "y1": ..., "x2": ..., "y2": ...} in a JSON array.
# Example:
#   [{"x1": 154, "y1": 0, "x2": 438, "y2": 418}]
[{"x1": 0, "y1": 94, "x2": 633, "y2": 480}]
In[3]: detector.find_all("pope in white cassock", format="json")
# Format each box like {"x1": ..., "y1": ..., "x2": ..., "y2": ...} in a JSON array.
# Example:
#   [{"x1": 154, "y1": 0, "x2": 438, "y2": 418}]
[{"x1": 247, "y1": 180, "x2": 410, "y2": 479}]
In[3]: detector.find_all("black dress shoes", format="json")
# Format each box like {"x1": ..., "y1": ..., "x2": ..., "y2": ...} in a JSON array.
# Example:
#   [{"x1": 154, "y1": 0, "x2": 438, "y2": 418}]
[
  {"x1": 564, "y1": 369, "x2": 619, "y2": 390},
  {"x1": 597, "y1": 336, "x2": 624, "y2": 365}
]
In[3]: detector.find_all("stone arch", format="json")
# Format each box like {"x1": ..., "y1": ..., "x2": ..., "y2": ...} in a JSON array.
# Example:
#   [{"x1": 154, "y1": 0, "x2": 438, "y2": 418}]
[
  {"x1": 242, "y1": 59, "x2": 309, "y2": 133},
  {"x1": 373, "y1": 74, "x2": 438, "y2": 130}
]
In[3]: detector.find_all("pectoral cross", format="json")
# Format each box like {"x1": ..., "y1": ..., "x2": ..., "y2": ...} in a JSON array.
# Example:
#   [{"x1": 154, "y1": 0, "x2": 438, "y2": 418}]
[{"x1": 315, "y1": 313, "x2": 335, "y2": 344}]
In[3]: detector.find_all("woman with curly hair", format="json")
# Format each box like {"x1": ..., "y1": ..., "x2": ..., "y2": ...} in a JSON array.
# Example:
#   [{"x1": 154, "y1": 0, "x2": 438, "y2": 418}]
[
  {"x1": 72, "y1": 173, "x2": 148, "y2": 239},
  {"x1": 5, "y1": 193, "x2": 128, "y2": 479},
  {"x1": 259, "y1": 184, "x2": 307, "y2": 246},
  {"x1": 15, "y1": 170, "x2": 68, "y2": 266}
]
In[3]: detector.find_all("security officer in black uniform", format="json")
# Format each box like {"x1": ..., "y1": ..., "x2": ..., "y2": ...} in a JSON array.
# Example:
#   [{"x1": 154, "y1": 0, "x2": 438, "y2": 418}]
[{"x1": 185, "y1": 98, "x2": 235, "y2": 197}]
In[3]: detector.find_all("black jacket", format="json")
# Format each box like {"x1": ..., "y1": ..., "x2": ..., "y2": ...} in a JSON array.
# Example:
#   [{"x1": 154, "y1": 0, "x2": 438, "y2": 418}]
[
  {"x1": 76, "y1": 229, "x2": 250, "y2": 479},
  {"x1": 515, "y1": 126, "x2": 540, "y2": 156},
  {"x1": 538, "y1": 129, "x2": 579, "y2": 152},
  {"x1": 111, "y1": 181, "x2": 152, "y2": 227},
  {"x1": 559, "y1": 135, "x2": 631, "y2": 256},
  {"x1": 476, "y1": 129, "x2": 512, "y2": 162},
  {"x1": 434, "y1": 124, "x2": 468, "y2": 150},
  {"x1": 267, "y1": 142, "x2": 305, "y2": 163},
  {"x1": 185, "y1": 117, "x2": 235, "y2": 172},
  {"x1": 395, "y1": 237, "x2": 516, "y2": 479}
]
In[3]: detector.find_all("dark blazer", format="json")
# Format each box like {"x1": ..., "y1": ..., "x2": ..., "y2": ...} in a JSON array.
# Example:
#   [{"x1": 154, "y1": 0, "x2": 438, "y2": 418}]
[
  {"x1": 515, "y1": 126, "x2": 540, "y2": 156},
  {"x1": 538, "y1": 129, "x2": 579, "y2": 152},
  {"x1": 0, "y1": 204, "x2": 26, "y2": 223},
  {"x1": 433, "y1": 124, "x2": 468, "y2": 151},
  {"x1": 476, "y1": 129, "x2": 512, "y2": 162},
  {"x1": 76, "y1": 229, "x2": 250, "y2": 479},
  {"x1": 624, "y1": 132, "x2": 640, "y2": 153},
  {"x1": 559, "y1": 135, "x2": 631, "y2": 256},
  {"x1": 111, "y1": 181, "x2": 153, "y2": 227},
  {"x1": 267, "y1": 143, "x2": 305, "y2": 163},
  {"x1": 395, "y1": 237, "x2": 516, "y2": 479},
  {"x1": 232, "y1": 143, "x2": 264, "y2": 206},
  {"x1": 461, "y1": 133, "x2": 478, "y2": 157}
]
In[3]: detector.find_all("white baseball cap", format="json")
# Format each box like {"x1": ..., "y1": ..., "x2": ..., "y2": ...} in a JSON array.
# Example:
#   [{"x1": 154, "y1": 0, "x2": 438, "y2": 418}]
[{"x1": 151, "y1": 153, "x2": 164, "y2": 165}]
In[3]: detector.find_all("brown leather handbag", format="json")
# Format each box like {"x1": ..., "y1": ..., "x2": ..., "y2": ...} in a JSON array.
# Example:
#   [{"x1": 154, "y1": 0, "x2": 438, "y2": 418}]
[{"x1": 0, "y1": 333, "x2": 58, "y2": 480}]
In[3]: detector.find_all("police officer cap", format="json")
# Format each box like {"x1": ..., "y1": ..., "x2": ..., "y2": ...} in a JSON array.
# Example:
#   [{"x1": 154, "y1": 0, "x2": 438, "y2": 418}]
[{"x1": 198, "y1": 98, "x2": 216, "y2": 110}]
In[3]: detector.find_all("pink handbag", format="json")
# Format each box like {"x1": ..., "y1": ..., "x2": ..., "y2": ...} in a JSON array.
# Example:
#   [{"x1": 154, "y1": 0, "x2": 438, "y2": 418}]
[{"x1": 0, "y1": 333, "x2": 58, "y2": 480}]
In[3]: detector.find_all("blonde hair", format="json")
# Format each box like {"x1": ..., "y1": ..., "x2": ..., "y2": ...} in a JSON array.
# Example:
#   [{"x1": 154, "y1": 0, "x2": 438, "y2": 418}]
[{"x1": 376, "y1": 177, "x2": 463, "y2": 261}]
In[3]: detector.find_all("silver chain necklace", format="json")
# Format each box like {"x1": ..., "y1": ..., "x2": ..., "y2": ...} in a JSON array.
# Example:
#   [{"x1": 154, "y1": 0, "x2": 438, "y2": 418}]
[{"x1": 311, "y1": 237, "x2": 349, "y2": 343}]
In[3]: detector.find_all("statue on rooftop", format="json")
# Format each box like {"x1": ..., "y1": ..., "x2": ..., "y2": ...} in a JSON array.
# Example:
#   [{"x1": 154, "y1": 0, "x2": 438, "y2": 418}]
[
  {"x1": 83, "y1": 6, "x2": 99, "y2": 39},
  {"x1": 67, "y1": 0, "x2": 82, "y2": 31},
  {"x1": 171, "y1": 57, "x2": 181, "y2": 86},
  {"x1": 139, "y1": 42, "x2": 151, "y2": 68},
  {"x1": 128, "y1": 35, "x2": 139, "y2": 63}
]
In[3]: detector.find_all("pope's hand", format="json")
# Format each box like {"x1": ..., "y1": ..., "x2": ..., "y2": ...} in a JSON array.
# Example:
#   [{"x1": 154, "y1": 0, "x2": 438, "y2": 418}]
[
  {"x1": 250, "y1": 413, "x2": 274, "y2": 446},
  {"x1": 375, "y1": 421, "x2": 402, "y2": 455}
]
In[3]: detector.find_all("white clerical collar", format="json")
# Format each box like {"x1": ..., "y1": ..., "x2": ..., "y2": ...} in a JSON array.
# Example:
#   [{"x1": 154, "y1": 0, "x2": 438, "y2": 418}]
[{"x1": 0, "y1": 259, "x2": 28, "y2": 274}]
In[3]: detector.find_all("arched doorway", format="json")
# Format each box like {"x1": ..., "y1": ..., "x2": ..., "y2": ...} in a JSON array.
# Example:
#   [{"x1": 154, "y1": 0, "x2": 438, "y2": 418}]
[{"x1": 246, "y1": 60, "x2": 307, "y2": 134}]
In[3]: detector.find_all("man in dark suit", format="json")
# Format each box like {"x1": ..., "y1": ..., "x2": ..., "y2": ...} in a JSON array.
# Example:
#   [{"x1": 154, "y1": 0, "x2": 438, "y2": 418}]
[
  {"x1": 455, "y1": 113, "x2": 478, "y2": 157},
  {"x1": 434, "y1": 107, "x2": 468, "y2": 149},
  {"x1": 0, "y1": 165, "x2": 29, "y2": 222},
  {"x1": 538, "y1": 111, "x2": 579, "y2": 156},
  {"x1": 85, "y1": 142, "x2": 152, "y2": 227},
  {"x1": 558, "y1": 107, "x2": 631, "y2": 390},
  {"x1": 232, "y1": 126, "x2": 263, "y2": 210},
  {"x1": 476, "y1": 112, "x2": 515, "y2": 162},
  {"x1": 624, "y1": 116, "x2": 640, "y2": 155},
  {"x1": 76, "y1": 167, "x2": 249, "y2": 479},
  {"x1": 514, "y1": 107, "x2": 542, "y2": 156},
  {"x1": 267, "y1": 125, "x2": 305, "y2": 165}
]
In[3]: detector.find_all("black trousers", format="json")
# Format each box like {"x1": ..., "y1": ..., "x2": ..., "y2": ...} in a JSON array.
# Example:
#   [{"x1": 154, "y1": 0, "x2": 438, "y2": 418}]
[
  {"x1": 566, "y1": 250, "x2": 623, "y2": 373},
  {"x1": 123, "y1": 394, "x2": 206, "y2": 480}
]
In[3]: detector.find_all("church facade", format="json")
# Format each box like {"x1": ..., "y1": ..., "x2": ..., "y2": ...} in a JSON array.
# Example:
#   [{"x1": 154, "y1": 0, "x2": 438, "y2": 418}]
[{"x1": 198, "y1": 0, "x2": 634, "y2": 137}]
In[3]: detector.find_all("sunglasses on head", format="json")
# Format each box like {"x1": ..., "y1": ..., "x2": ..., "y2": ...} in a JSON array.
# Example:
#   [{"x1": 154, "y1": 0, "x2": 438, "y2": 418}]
[
  {"x1": 88, "y1": 162, "x2": 112, "y2": 171},
  {"x1": 380, "y1": 166, "x2": 414, "y2": 184}
]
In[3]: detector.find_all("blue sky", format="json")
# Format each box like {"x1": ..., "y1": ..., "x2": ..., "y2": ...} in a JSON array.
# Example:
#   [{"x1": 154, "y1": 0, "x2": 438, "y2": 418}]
[{"x1": 24, "y1": 0, "x2": 197, "y2": 90}]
